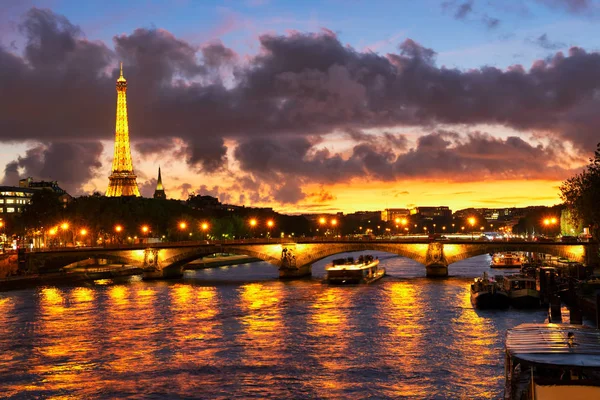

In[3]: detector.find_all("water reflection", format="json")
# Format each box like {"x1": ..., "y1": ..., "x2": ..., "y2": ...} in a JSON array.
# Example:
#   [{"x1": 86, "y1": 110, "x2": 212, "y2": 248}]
[{"x1": 0, "y1": 255, "x2": 548, "y2": 399}]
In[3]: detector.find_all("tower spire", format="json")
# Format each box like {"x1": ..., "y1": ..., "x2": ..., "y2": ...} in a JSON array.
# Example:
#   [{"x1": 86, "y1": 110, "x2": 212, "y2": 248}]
[
  {"x1": 153, "y1": 166, "x2": 166, "y2": 199},
  {"x1": 106, "y1": 63, "x2": 141, "y2": 197}
]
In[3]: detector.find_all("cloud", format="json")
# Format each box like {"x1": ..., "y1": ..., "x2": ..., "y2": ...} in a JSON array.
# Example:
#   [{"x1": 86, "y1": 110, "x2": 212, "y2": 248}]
[
  {"x1": 536, "y1": 0, "x2": 594, "y2": 14},
  {"x1": 528, "y1": 33, "x2": 566, "y2": 50},
  {"x1": 442, "y1": 1, "x2": 500, "y2": 29},
  {"x1": 1, "y1": 141, "x2": 104, "y2": 194},
  {"x1": 1, "y1": 7, "x2": 599, "y2": 198}
]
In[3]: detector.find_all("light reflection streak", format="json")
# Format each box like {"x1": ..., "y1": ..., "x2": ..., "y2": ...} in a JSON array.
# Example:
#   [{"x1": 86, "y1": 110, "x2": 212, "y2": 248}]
[
  {"x1": 29, "y1": 287, "x2": 98, "y2": 396},
  {"x1": 238, "y1": 283, "x2": 284, "y2": 368},
  {"x1": 381, "y1": 282, "x2": 429, "y2": 397},
  {"x1": 448, "y1": 283, "x2": 499, "y2": 398},
  {"x1": 307, "y1": 287, "x2": 354, "y2": 397},
  {"x1": 169, "y1": 284, "x2": 220, "y2": 368}
]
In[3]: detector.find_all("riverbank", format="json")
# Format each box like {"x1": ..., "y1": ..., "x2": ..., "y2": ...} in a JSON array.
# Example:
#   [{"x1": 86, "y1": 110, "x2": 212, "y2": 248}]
[
  {"x1": 0, "y1": 266, "x2": 141, "y2": 292},
  {"x1": 0, "y1": 255, "x2": 261, "y2": 291},
  {"x1": 185, "y1": 254, "x2": 261, "y2": 269}
]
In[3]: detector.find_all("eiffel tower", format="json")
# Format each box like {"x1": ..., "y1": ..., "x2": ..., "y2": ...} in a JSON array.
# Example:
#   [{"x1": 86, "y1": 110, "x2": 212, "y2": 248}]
[{"x1": 106, "y1": 63, "x2": 141, "y2": 197}]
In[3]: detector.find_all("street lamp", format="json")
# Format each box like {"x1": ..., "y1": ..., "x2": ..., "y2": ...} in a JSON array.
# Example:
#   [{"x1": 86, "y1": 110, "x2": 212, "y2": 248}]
[
  {"x1": 201, "y1": 222, "x2": 209, "y2": 240},
  {"x1": 80, "y1": 228, "x2": 87, "y2": 244},
  {"x1": 114, "y1": 224, "x2": 123, "y2": 245},
  {"x1": 61, "y1": 222, "x2": 70, "y2": 247},
  {"x1": 250, "y1": 218, "x2": 257, "y2": 238},
  {"x1": 267, "y1": 219, "x2": 274, "y2": 238},
  {"x1": 468, "y1": 217, "x2": 476, "y2": 241}
]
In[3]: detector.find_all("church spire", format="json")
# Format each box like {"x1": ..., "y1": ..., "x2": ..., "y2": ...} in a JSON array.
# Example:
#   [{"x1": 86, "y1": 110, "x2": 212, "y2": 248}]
[
  {"x1": 106, "y1": 63, "x2": 141, "y2": 197},
  {"x1": 153, "y1": 166, "x2": 166, "y2": 199}
]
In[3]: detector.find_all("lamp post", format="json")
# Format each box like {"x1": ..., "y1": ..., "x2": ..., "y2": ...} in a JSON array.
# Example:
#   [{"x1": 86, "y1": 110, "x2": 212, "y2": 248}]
[
  {"x1": 141, "y1": 225, "x2": 149, "y2": 244},
  {"x1": 114, "y1": 224, "x2": 123, "y2": 245},
  {"x1": 331, "y1": 219, "x2": 338, "y2": 238},
  {"x1": 79, "y1": 228, "x2": 88, "y2": 247},
  {"x1": 468, "y1": 217, "x2": 476, "y2": 241},
  {"x1": 267, "y1": 219, "x2": 274, "y2": 238},
  {"x1": 61, "y1": 222, "x2": 70, "y2": 247},
  {"x1": 179, "y1": 221, "x2": 188, "y2": 242},
  {"x1": 201, "y1": 222, "x2": 209, "y2": 240},
  {"x1": 249, "y1": 218, "x2": 257, "y2": 238}
]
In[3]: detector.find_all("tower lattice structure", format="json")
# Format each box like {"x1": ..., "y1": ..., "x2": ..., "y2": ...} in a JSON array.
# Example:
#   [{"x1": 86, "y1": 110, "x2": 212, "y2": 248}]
[{"x1": 106, "y1": 63, "x2": 141, "y2": 197}]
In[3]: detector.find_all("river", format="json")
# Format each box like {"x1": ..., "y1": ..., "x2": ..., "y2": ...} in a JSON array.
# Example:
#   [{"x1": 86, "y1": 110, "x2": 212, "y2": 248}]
[{"x1": 0, "y1": 252, "x2": 547, "y2": 399}]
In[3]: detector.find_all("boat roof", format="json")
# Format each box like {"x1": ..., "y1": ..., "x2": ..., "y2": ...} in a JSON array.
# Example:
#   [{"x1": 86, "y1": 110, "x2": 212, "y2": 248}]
[
  {"x1": 326, "y1": 260, "x2": 378, "y2": 271},
  {"x1": 506, "y1": 324, "x2": 600, "y2": 368}
]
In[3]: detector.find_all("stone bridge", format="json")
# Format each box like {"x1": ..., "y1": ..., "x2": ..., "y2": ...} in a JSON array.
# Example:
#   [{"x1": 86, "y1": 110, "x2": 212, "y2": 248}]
[{"x1": 20, "y1": 239, "x2": 599, "y2": 279}]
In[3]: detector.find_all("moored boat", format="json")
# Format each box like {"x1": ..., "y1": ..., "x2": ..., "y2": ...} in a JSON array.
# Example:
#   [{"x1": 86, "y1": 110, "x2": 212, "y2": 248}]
[
  {"x1": 325, "y1": 255, "x2": 385, "y2": 284},
  {"x1": 470, "y1": 272, "x2": 510, "y2": 309},
  {"x1": 504, "y1": 323, "x2": 600, "y2": 399},
  {"x1": 502, "y1": 274, "x2": 540, "y2": 308},
  {"x1": 491, "y1": 252, "x2": 525, "y2": 268}
]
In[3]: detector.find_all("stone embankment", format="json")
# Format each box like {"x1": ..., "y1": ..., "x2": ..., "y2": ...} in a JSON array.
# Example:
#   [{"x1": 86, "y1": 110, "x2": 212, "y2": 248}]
[{"x1": 185, "y1": 254, "x2": 260, "y2": 269}]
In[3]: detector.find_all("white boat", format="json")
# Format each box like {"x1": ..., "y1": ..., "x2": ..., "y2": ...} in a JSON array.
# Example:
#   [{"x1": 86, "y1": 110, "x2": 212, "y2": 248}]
[
  {"x1": 502, "y1": 274, "x2": 541, "y2": 308},
  {"x1": 504, "y1": 323, "x2": 600, "y2": 399},
  {"x1": 491, "y1": 252, "x2": 525, "y2": 268},
  {"x1": 325, "y1": 255, "x2": 385, "y2": 284}
]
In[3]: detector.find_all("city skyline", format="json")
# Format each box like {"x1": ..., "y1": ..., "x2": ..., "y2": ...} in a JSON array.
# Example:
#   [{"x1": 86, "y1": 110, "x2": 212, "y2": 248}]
[{"x1": 1, "y1": 1, "x2": 598, "y2": 213}]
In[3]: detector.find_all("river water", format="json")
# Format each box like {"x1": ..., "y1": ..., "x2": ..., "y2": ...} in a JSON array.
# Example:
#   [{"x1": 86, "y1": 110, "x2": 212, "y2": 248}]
[{"x1": 0, "y1": 252, "x2": 547, "y2": 399}]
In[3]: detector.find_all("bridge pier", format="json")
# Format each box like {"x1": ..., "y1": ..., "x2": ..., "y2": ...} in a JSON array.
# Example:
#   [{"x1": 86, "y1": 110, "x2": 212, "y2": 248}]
[
  {"x1": 279, "y1": 264, "x2": 312, "y2": 279},
  {"x1": 426, "y1": 263, "x2": 448, "y2": 277},
  {"x1": 142, "y1": 266, "x2": 183, "y2": 280},
  {"x1": 425, "y1": 242, "x2": 449, "y2": 278},
  {"x1": 141, "y1": 248, "x2": 184, "y2": 280}
]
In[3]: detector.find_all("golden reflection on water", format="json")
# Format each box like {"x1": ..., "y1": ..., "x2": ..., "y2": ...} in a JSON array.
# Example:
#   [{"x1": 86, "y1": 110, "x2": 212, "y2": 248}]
[
  {"x1": 238, "y1": 283, "x2": 284, "y2": 367},
  {"x1": 30, "y1": 287, "x2": 98, "y2": 396},
  {"x1": 381, "y1": 282, "x2": 428, "y2": 397},
  {"x1": 308, "y1": 287, "x2": 354, "y2": 397},
  {"x1": 169, "y1": 284, "x2": 220, "y2": 365},
  {"x1": 107, "y1": 285, "x2": 158, "y2": 382},
  {"x1": 449, "y1": 283, "x2": 500, "y2": 399}
]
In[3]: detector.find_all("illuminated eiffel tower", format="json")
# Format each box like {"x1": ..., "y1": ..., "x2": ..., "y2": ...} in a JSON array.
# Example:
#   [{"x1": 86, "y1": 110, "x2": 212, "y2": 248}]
[{"x1": 106, "y1": 63, "x2": 141, "y2": 197}]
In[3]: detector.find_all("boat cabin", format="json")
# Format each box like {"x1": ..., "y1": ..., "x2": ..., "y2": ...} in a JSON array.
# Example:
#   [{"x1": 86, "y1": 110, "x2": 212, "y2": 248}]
[
  {"x1": 504, "y1": 323, "x2": 600, "y2": 399},
  {"x1": 503, "y1": 275, "x2": 536, "y2": 292}
]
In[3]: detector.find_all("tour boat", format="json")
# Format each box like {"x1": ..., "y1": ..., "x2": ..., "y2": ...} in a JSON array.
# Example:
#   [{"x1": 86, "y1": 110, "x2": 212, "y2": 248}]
[
  {"x1": 504, "y1": 323, "x2": 600, "y2": 399},
  {"x1": 502, "y1": 274, "x2": 540, "y2": 308},
  {"x1": 491, "y1": 252, "x2": 525, "y2": 268},
  {"x1": 325, "y1": 255, "x2": 385, "y2": 284},
  {"x1": 470, "y1": 272, "x2": 510, "y2": 309}
]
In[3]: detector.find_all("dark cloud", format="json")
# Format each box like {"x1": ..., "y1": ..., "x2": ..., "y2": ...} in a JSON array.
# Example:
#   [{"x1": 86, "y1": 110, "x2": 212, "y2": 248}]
[
  {"x1": 2, "y1": 7, "x2": 600, "y2": 194},
  {"x1": 528, "y1": 33, "x2": 566, "y2": 50},
  {"x1": 536, "y1": 0, "x2": 593, "y2": 13},
  {"x1": 272, "y1": 181, "x2": 305, "y2": 204},
  {"x1": 139, "y1": 178, "x2": 158, "y2": 198},
  {"x1": 1, "y1": 141, "x2": 103, "y2": 194},
  {"x1": 454, "y1": 1, "x2": 474, "y2": 19},
  {"x1": 442, "y1": 1, "x2": 500, "y2": 29},
  {"x1": 234, "y1": 131, "x2": 574, "y2": 185}
]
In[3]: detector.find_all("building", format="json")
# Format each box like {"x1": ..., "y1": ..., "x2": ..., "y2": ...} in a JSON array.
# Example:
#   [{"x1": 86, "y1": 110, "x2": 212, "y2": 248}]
[
  {"x1": 153, "y1": 167, "x2": 166, "y2": 199},
  {"x1": 106, "y1": 63, "x2": 141, "y2": 197},
  {"x1": 19, "y1": 177, "x2": 67, "y2": 195},
  {"x1": 0, "y1": 178, "x2": 71, "y2": 214},
  {"x1": 381, "y1": 208, "x2": 410, "y2": 222},
  {"x1": 409, "y1": 206, "x2": 453, "y2": 229},
  {"x1": 0, "y1": 187, "x2": 36, "y2": 214}
]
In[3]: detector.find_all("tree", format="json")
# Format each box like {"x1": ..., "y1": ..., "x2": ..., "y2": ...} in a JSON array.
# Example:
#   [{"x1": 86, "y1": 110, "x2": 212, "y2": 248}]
[{"x1": 560, "y1": 142, "x2": 600, "y2": 241}]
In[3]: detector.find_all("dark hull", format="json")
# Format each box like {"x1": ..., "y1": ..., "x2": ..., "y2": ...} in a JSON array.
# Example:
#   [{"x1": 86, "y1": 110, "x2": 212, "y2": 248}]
[
  {"x1": 471, "y1": 290, "x2": 510, "y2": 309},
  {"x1": 509, "y1": 292, "x2": 541, "y2": 308}
]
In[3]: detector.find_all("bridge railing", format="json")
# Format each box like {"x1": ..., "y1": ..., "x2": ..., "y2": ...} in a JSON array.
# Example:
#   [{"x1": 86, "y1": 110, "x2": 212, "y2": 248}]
[{"x1": 22, "y1": 237, "x2": 596, "y2": 254}]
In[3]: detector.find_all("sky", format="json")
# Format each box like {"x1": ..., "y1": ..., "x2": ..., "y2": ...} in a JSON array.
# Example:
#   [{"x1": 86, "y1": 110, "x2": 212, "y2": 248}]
[{"x1": 1, "y1": 0, "x2": 599, "y2": 214}]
